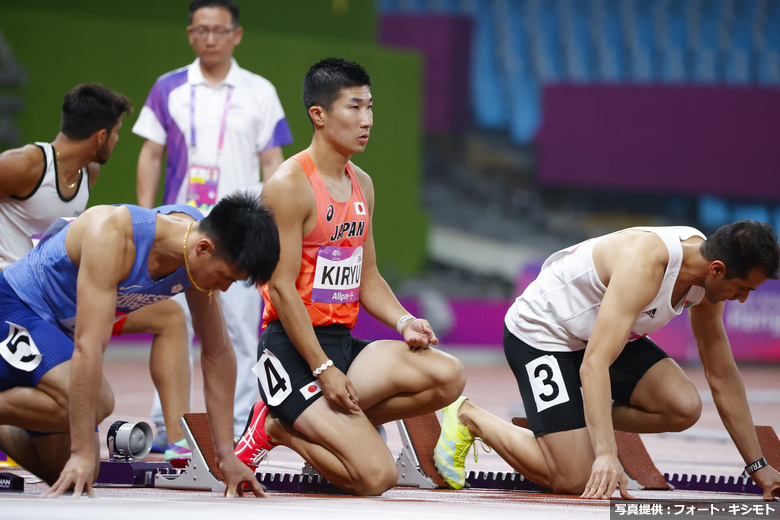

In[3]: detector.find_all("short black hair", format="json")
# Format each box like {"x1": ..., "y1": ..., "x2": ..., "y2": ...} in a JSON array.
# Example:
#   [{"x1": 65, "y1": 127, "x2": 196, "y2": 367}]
[
  {"x1": 700, "y1": 220, "x2": 780, "y2": 280},
  {"x1": 302, "y1": 58, "x2": 372, "y2": 122},
  {"x1": 199, "y1": 191, "x2": 280, "y2": 286},
  {"x1": 60, "y1": 83, "x2": 132, "y2": 140},
  {"x1": 188, "y1": 0, "x2": 240, "y2": 25}
]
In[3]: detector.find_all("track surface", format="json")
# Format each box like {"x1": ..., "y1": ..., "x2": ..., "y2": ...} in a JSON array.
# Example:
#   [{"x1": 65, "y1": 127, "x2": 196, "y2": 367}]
[{"x1": 2, "y1": 344, "x2": 779, "y2": 519}]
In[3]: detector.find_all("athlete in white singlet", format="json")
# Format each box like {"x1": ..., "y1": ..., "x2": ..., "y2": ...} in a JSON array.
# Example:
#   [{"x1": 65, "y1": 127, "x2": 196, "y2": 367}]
[{"x1": 435, "y1": 222, "x2": 780, "y2": 502}]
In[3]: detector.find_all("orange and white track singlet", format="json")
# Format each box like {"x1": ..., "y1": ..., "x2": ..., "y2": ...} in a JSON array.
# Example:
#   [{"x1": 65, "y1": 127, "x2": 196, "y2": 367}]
[{"x1": 262, "y1": 151, "x2": 369, "y2": 329}]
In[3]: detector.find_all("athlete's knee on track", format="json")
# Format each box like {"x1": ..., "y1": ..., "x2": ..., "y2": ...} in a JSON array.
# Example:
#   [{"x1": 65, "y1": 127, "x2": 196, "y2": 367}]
[
  {"x1": 663, "y1": 390, "x2": 702, "y2": 432},
  {"x1": 348, "y1": 458, "x2": 398, "y2": 496},
  {"x1": 548, "y1": 468, "x2": 590, "y2": 495},
  {"x1": 429, "y1": 353, "x2": 467, "y2": 405}
]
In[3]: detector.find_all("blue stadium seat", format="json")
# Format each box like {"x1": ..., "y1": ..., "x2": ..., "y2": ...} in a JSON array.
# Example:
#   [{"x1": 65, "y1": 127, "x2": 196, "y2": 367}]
[
  {"x1": 758, "y1": 0, "x2": 780, "y2": 85},
  {"x1": 659, "y1": 0, "x2": 689, "y2": 83},
  {"x1": 379, "y1": 0, "x2": 780, "y2": 144},
  {"x1": 689, "y1": 0, "x2": 724, "y2": 83},
  {"x1": 469, "y1": 0, "x2": 510, "y2": 129},
  {"x1": 558, "y1": 0, "x2": 593, "y2": 81},
  {"x1": 732, "y1": 203, "x2": 770, "y2": 223},
  {"x1": 623, "y1": 0, "x2": 655, "y2": 82},
  {"x1": 724, "y1": 0, "x2": 758, "y2": 84},
  {"x1": 698, "y1": 195, "x2": 732, "y2": 230}
]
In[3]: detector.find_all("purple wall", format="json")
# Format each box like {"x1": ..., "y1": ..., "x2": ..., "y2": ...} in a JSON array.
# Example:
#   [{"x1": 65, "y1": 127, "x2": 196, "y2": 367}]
[
  {"x1": 536, "y1": 84, "x2": 780, "y2": 200},
  {"x1": 379, "y1": 14, "x2": 473, "y2": 132}
]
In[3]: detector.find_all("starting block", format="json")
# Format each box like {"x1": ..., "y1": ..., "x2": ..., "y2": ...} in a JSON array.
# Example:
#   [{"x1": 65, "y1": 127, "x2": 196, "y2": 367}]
[
  {"x1": 153, "y1": 413, "x2": 227, "y2": 492},
  {"x1": 98, "y1": 414, "x2": 229, "y2": 491},
  {"x1": 397, "y1": 412, "x2": 549, "y2": 491},
  {"x1": 396, "y1": 412, "x2": 671, "y2": 492},
  {"x1": 395, "y1": 414, "x2": 448, "y2": 488},
  {"x1": 398, "y1": 412, "x2": 548, "y2": 491}
]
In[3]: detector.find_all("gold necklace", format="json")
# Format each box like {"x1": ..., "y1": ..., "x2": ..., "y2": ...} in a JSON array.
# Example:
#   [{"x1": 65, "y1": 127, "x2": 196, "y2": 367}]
[
  {"x1": 183, "y1": 221, "x2": 213, "y2": 302},
  {"x1": 55, "y1": 149, "x2": 80, "y2": 190}
]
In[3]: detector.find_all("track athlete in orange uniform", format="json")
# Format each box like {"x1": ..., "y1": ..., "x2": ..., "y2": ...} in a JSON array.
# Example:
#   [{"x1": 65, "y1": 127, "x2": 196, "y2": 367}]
[{"x1": 235, "y1": 58, "x2": 466, "y2": 495}]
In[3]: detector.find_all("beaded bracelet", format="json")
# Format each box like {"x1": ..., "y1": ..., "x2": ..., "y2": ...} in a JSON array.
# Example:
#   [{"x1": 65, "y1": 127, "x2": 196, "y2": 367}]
[{"x1": 312, "y1": 359, "x2": 334, "y2": 377}]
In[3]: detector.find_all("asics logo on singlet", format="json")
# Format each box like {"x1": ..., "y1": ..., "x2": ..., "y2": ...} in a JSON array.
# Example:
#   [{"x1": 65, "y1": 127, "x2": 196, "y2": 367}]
[
  {"x1": 644, "y1": 308, "x2": 657, "y2": 318},
  {"x1": 329, "y1": 220, "x2": 365, "y2": 242}
]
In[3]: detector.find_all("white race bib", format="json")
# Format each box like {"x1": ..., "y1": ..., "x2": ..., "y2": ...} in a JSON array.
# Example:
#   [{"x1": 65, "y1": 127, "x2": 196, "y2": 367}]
[
  {"x1": 252, "y1": 349, "x2": 292, "y2": 407},
  {"x1": 1, "y1": 322, "x2": 42, "y2": 372},
  {"x1": 525, "y1": 355, "x2": 570, "y2": 413},
  {"x1": 311, "y1": 245, "x2": 362, "y2": 304}
]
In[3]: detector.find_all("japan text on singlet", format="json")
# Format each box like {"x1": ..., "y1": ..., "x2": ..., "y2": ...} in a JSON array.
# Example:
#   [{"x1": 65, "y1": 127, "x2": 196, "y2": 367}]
[{"x1": 262, "y1": 151, "x2": 369, "y2": 329}]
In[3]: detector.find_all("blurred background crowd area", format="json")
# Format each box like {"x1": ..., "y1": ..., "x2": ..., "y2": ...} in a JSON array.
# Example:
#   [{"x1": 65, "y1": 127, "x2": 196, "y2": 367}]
[{"x1": 2, "y1": 0, "x2": 779, "y2": 357}]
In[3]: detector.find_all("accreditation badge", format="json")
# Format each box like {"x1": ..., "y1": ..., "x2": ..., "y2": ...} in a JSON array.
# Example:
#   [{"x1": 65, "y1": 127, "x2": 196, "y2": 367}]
[{"x1": 186, "y1": 164, "x2": 220, "y2": 215}]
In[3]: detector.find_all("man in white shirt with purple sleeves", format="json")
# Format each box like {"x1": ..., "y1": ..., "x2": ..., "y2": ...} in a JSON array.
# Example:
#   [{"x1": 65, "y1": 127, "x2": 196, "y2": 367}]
[{"x1": 133, "y1": 0, "x2": 293, "y2": 441}]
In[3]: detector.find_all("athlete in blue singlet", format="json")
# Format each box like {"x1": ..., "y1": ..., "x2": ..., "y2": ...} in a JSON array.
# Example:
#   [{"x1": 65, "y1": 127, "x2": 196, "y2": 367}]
[{"x1": 0, "y1": 191, "x2": 279, "y2": 498}]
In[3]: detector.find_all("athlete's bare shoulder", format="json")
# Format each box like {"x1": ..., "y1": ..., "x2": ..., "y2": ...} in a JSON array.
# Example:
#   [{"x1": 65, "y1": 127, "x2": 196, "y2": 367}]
[
  {"x1": 65, "y1": 205, "x2": 134, "y2": 269},
  {"x1": 264, "y1": 156, "x2": 307, "y2": 192},
  {"x1": 262, "y1": 155, "x2": 316, "y2": 222},
  {"x1": 593, "y1": 228, "x2": 670, "y2": 287},
  {"x1": 0, "y1": 144, "x2": 47, "y2": 197}
]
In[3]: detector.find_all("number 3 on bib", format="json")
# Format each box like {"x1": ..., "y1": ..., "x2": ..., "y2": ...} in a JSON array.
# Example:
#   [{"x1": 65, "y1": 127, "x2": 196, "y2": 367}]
[
  {"x1": 252, "y1": 349, "x2": 292, "y2": 407},
  {"x1": 525, "y1": 355, "x2": 570, "y2": 413}
]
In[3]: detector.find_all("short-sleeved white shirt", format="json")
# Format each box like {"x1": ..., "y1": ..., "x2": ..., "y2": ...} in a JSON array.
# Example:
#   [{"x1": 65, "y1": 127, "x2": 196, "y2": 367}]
[{"x1": 132, "y1": 58, "x2": 293, "y2": 206}]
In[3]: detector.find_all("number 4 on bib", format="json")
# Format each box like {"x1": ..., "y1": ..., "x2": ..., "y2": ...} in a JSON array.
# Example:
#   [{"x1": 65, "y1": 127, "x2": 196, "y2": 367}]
[{"x1": 252, "y1": 349, "x2": 292, "y2": 407}]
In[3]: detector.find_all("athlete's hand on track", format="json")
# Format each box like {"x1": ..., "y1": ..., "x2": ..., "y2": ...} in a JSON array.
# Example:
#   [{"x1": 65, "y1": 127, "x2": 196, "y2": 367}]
[
  {"x1": 403, "y1": 319, "x2": 438, "y2": 350},
  {"x1": 580, "y1": 453, "x2": 634, "y2": 500},
  {"x1": 318, "y1": 366, "x2": 361, "y2": 412},
  {"x1": 42, "y1": 453, "x2": 97, "y2": 498},
  {"x1": 219, "y1": 455, "x2": 268, "y2": 498},
  {"x1": 751, "y1": 465, "x2": 780, "y2": 501}
]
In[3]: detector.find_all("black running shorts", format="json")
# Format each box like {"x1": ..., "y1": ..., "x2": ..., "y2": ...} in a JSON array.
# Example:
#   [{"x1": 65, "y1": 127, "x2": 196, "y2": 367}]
[
  {"x1": 256, "y1": 321, "x2": 371, "y2": 425},
  {"x1": 503, "y1": 325, "x2": 669, "y2": 436}
]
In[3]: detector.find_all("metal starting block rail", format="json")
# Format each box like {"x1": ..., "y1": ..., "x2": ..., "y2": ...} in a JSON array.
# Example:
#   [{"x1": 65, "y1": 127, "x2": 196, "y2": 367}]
[
  {"x1": 97, "y1": 411, "x2": 780, "y2": 497},
  {"x1": 466, "y1": 470, "x2": 548, "y2": 492},
  {"x1": 257, "y1": 472, "x2": 348, "y2": 494},
  {"x1": 665, "y1": 473, "x2": 763, "y2": 495}
]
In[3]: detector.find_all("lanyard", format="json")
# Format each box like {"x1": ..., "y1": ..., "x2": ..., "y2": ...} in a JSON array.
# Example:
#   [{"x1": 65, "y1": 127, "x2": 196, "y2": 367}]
[{"x1": 189, "y1": 84, "x2": 234, "y2": 156}]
